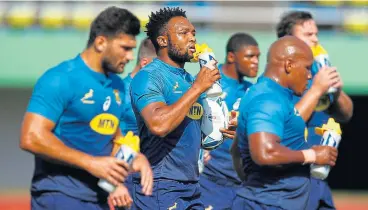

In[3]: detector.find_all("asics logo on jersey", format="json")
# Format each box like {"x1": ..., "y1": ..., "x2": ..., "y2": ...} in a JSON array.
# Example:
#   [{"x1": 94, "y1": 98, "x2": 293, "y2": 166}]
[
  {"x1": 103, "y1": 96, "x2": 111, "y2": 111},
  {"x1": 81, "y1": 89, "x2": 95, "y2": 104},
  {"x1": 233, "y1": 98, "x2": 241, "y2": 111}
]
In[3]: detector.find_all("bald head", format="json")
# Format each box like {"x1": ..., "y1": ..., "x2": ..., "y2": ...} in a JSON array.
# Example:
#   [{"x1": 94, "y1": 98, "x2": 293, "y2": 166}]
[
  {"x1": 267, "y1": 36, "x2": 313, "y2": 64},
  {"x1": 265, "y1": 36, "x2": 313, "y2": 96}
]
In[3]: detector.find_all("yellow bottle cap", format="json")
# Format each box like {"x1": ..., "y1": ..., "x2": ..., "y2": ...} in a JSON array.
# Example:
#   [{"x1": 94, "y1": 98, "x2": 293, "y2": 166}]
[
  {"x1": 190, "y1": 43, "x2": 213, "y2": 63},
  {"x1": 311, "y1": 44, "x2": 328, "y2": 57},
  {"x1": 315, "y1": 118, "x2": 342, "y2": 136},
  {"x1": 114, "y1": 131, "x2": 140, "y2": 152}
]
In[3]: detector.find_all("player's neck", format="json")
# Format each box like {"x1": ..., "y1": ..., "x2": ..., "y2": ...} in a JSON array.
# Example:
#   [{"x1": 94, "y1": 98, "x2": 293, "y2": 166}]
[
  {"x1": 264, "y1": 65, "x2": 288, "y2": 88},
  {"x1": 157, "y1": 51, "x2": 185, "y2": 69},
  {"x1": 222, "y1": 63, "x2": 241, "y2": 82},
  {"x1": 130, "y1": 65, "x2": 141, "y2": 78},
  {"x1": 81, "y1": 49, "x2": 105, "y2": 74}
]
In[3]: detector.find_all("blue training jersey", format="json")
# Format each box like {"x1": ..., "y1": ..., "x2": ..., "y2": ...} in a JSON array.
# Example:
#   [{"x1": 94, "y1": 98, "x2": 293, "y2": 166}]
[
  {"x1": 130, "y1": 58, "x2": 203, "y2": 182},
  {"x1": 201, "y1": 64, "x2": 252, "y2": 185},
  {"x1": 27, "y1": 54, "x2": 125, "y2": 202},
  {"x1": 236, "y1": 76, "x2": 310, "y2": 210},
  {"x1": 120, "y1": 73, "x2": 138, "y2": 135}
]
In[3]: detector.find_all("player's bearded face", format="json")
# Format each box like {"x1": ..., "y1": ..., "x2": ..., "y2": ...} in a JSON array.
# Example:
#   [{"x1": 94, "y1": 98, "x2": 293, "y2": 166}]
[
  {"x1": 167, "y1": 34, "x2": 193, "y2": 63},
  {"x1": 101, "y1": 34, "x2": 136, "y2": 74},
  {"x1": 165, "y1": 17, "x2": 196, "y2": 64},
  {"x1": 101, "y1": 56, "x2": 120, "y2": 74}
]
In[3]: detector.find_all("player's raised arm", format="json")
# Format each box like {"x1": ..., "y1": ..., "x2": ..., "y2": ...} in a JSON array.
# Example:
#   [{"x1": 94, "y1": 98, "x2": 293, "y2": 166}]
[
  {"x1": 131, "y1": 60, "x2": 220, "y2": 138},
  {"x1": 328, "y1": 90, "x2": 353, "y2": 122},
  {"x1": 295, "y1": 66, "x2": 341, "y2": 122}
]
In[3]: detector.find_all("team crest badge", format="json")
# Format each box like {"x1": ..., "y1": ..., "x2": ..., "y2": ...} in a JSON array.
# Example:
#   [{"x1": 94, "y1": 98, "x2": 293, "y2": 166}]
[{"x1": 113, "y1": 89, "x2": 121, "y2": 105}]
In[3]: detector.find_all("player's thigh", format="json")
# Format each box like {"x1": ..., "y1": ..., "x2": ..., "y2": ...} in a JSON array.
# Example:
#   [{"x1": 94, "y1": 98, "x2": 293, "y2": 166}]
[
  {"x1": 307, "y1": 178, "x2": 335, "y2": 210},
  {"x1": 199, "y1": 177, "x2": 236, "y2": 210},
  {"x1": 131, "y1": 181, "x2": 159, "y2": 210},
  {"x1": 125, "y1": 175, "x2": 134, "y2": 195},
  {"x1": 319, "y1": 181, "x2": 336, "y2": 210},
  {"x1": 232, "y1": 195, "x2": 283, "y2": 210},
  {"x1": 32, "y1": 192, "x2": 109, "y2": 210},
  {"x1": 157, "y1": 180, "x2": 204, "y2": 210}
]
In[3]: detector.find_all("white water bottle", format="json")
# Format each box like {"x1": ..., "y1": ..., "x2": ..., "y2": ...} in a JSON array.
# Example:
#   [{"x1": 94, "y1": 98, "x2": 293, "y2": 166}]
[
  {"x1": 312, "y1": 45, "x2": 337, "y2": 94},
  {"x1": 310, "y1": 118, "x2": 342, "y2": 180},
  {"x1": 198, "y1": 149, "x2": 205, "y2": 174},
  {"x1": 98, "y1": 132, "x2": 140, "y2": 193},
  {"x1": 192, "y1": 43, "x2": 223, "y2": 98}
]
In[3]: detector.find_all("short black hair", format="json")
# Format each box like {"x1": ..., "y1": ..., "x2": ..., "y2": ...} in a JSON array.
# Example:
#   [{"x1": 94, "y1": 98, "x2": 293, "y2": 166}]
[
  {"x1": 87, "y1": 6, "x2": 140, "y2": 47},
  {"x1": 137, "y1": 37, "x2": 156, "y2": 64},
  {"x1": 145, "y1": 7, "x2": 187, "y2": 52},
  {"x1": 276, "y1": 11, "x2": 313, "y2": 38},
  {"x1": 226, "y1": 33, "x2": 258, "y2": 53}
]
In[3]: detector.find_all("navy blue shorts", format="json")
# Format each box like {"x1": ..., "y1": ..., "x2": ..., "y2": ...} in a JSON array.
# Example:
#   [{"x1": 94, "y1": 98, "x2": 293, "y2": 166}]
[
  {"x1": 132, "y1": 179, "x2": 204, "y2": 210},
  {"x1": 307, "y1": 178, "x2": 335, "y2": 210},
  {"x1": 31, "y1": 192, "x2": 109, "y2": 210},
  {"x1": 125, "y1": 175, "x2": 134, "y2": 196},
  {"x1": 199, "y1": 176, "x2": 240, "y2": 210},
  {"x1": 232, "y1": 195, "x2": 283, "y2": 210}
]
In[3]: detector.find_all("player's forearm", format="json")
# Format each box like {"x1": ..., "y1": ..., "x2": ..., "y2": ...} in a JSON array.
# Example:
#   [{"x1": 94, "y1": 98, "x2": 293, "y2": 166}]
[
  {"x1": 328, "y1": 91, "x2": 353, "y2": 122},
  {"x1": 295, "y1": 86, "x2": 324, "y2": 121},
  {"x1": 20, "y1": 129, "x2": 93, "y2": 170},
  {"x1": 149, "y1": 86, "x2": 202, "y2": 137},
  {"x1": 230, "y1": 139, "x2": 246, "y2": 181}
]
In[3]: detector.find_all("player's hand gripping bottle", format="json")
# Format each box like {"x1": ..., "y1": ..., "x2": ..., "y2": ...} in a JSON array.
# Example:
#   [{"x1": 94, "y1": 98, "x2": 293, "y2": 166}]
[
  {"x1": 310, "y1": 118, "x2": 342, "y2": 180},
  {"x1": 98, "y1": 131, "x2": 140, "y2": 193},
  {"x1": 191, "y1": 43, "x2": 222, "y2": 97},
  {"x1": 311, "y1": 44, "x2": 337, "y2": 111},
  {"x1": 192, "y1": 43, "x2": 228, "y2": 150}
]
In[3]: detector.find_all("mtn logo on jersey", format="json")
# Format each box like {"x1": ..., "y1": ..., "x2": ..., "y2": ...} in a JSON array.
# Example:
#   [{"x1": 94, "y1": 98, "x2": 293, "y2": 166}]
[
  {"x1": 187, "y1": 102, "x2": 203, "y2": 120},
  {"x1": 90, "y1": 113, "x2": 119, "y2": 135}
]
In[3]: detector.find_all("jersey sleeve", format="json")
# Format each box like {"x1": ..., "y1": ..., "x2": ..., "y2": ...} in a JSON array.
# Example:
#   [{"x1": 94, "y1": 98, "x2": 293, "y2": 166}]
[
  {"x1": 130, "y1": 71, "x2": 165, "y2": 112},
  {"x1": 246, "y1": 95, "x2": 285, "y2": 138},
  {"x1": 27, "y1": 69, "x2": 72, "y2": 123}
]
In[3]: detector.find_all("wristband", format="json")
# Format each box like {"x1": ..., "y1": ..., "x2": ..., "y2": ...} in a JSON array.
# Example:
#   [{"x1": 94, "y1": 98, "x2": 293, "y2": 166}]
[{"x1": 302, "y1": 149, "x2": 316, "y2": 165}]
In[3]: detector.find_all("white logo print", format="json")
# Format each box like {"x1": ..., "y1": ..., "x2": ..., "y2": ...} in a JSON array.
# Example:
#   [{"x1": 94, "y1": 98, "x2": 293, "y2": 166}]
[
  {"x1": 81, "y1": 89, "x2": 95, "y2": 104},
  {"x1": 103, "y1": 96, "x2": 111, "y2": 111},
  {"x1": 294, "y1": 107, "x2": 300, "y2": 116},
  {"x1": 233, "y1": 98, "x2": 241, "y2": 111}
]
